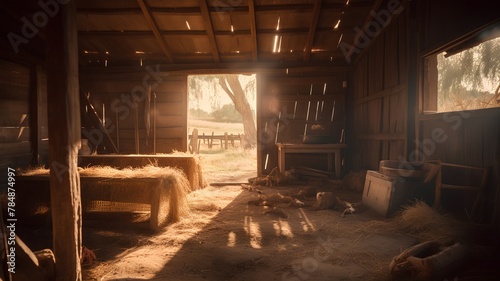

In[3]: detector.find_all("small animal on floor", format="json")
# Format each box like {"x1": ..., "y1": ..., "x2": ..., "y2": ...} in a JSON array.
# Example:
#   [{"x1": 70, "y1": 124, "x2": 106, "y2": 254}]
[
  {"x1": 313, "y1": 192, "x2": 365, "y2": 217},
  {"x1": 313, "y1": 192, "x2": 336, "y2": 210}
]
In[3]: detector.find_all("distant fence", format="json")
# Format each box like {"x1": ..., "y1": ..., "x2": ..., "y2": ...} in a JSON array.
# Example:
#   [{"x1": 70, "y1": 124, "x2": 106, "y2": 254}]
[{"x1": 188, "y1": 129, "x2": 245, "y2": 153}]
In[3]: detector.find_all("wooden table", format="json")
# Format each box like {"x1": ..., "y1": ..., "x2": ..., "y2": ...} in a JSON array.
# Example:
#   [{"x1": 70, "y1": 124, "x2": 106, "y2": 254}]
[{"x1": 276, "y1": 143, "x2": 347, "y2": 178}]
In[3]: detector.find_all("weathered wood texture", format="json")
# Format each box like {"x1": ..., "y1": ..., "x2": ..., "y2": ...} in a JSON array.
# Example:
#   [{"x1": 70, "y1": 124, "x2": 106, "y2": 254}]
[
  {"x1": 46, "y1": 1, "x2": 82, "y2": 279},
  {"x1": 257, "y1": 72, "x2": 346, "y2": 175},
  {"x1": 419, "y1": 110, "x2": 500, "y2": 220},
  {"x1": 418, "y1": 110, "x2": 500, "y2": 167},
  {"x1": 415, "y1": 0, "x2": 500, "y2": 224},
  {"x1": 80, "y1": 73, "x2": 187, "y2": 154},
  {"x1": 351, "y1": 10, "x2": 409, "y2": 170},
  {"x1": 420, "y1": 0, "x2": 499, "y2": 56},
  {"x1": 0, "y1": 60, "x2": 48, "y2": 191}
]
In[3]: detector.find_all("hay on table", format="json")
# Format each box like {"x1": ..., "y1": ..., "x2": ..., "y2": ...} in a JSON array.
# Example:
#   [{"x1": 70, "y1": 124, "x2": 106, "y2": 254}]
[
  {"x1": 77, "y1": 154, "x2": 207, "y2": 191},
  {"x1": 19, "y1": 165, "x2": 191, "y2": 229}
]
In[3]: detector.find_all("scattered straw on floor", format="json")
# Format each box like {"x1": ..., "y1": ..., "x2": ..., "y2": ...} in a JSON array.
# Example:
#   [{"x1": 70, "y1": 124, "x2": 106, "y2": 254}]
[{"x1": 393, "y1": 201, "x2": 466, "y2": 243}]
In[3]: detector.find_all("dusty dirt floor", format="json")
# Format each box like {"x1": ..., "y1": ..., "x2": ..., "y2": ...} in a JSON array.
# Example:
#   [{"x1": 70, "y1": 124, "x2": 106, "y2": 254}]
[{"x1": 15, "y1": 149, "x2": 500, "y2": 281}]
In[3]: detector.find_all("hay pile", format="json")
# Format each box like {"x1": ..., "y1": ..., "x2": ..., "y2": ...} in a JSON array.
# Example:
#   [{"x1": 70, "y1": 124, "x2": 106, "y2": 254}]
[
  {"x1": 356, "y1": 201, "x2": 470, "y2": 245},
  {"x1": 393, "y1": 201, "x2": 467, "y2": 244},
  {"x1": 19, "y1": 165, "x2": 191, "y2": 225}
]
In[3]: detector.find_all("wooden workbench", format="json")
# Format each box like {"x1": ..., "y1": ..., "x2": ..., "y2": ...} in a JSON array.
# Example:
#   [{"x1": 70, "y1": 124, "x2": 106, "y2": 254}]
[{"x1": 276, "y1": 143, "x2": 347, "y2": 179}]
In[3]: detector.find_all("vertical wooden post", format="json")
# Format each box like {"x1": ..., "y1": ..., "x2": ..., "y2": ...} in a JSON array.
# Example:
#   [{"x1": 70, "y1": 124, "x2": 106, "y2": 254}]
[
  {"x1": 46, "y1": 1, "x2": 82, "y2": 280},
  {"x1": 29, "y1": 65, "x2": 42, "y2": 166},
  {"x1": 493, "y1": 130, "x2": 500, "y2": 239},
  {"x1": 224, "y1": 132, "x2": 228, "y2": 149}
]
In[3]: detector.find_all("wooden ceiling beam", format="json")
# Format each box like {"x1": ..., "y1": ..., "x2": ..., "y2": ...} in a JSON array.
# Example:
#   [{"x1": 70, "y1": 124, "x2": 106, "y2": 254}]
[
  {"x1": 77, "y1": 2, "x2": 371, "y2": 15},
  {"x1": 249, "y1": 0, "x2": 258, "y2": 61},
  {"x1": 78, "y1": 26, "x2": 357, "y2": 37},
  {"x1": 78, "y1": 8, "x2": 143, "y2": 15},
  {"x1": 199, "y1": 0, "x2": 220, "y2": 62},
  {"x1": 136, "y1": 0, "x2": 174, "y2": 63},
  {"x1": 304, "y1": 0, "x2": 322, "y2": 62},
  {"x1": 80, "y1": 61, "x2": 352, "y2": 75}
]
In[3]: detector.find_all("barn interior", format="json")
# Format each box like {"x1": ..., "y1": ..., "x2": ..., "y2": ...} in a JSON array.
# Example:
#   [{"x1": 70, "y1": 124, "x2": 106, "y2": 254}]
[{"x1": 0, "y1": 0, "x2": 500, "y2": 280}]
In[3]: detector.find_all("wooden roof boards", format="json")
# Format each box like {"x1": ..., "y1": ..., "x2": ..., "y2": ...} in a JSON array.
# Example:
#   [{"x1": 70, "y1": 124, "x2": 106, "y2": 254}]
[{"x1": 0, "y1": 0, "x2": 384, "y2": 67}]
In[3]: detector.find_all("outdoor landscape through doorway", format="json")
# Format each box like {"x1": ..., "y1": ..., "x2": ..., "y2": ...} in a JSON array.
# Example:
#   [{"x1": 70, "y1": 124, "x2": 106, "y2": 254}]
[{"x1": 188, "y1": 74, "x2": 257, "y2": 184}]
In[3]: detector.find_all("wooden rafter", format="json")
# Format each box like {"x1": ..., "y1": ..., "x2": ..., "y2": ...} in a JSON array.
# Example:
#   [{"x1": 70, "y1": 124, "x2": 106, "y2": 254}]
[
  {"x1": 304, "y1": 0, "x2": 322, "y2": 61},
  {"x1": 78, "y1": 26, "x2": 357, "y2": 38},
  {"x1": 249, "y1": 0, "x2": 258, "y2": 61},
  {"x1": 78, "y1": 3, "x2": 371, "y2": 15},
  {"x1": 199, "y1": 0, "x2": 220, "y2": 62},
  {"x1": 136, "y1": 0, "x2": 174, "y2": 63}
]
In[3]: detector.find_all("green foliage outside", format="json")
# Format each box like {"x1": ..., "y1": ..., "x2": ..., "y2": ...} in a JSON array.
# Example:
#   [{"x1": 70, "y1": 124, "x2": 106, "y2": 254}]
[{"x1": 437, "y1": 37, "x2": 500, "y2": 112}]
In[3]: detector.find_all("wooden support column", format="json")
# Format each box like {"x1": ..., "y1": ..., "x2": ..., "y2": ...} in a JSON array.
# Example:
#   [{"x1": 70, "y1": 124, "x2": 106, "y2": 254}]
[
  {"x1": 29, "y1": 65, "x2": 42, "y2": 166},
  {"x1": 46, "y1": 1, "x2": 82, "y2": 280}
]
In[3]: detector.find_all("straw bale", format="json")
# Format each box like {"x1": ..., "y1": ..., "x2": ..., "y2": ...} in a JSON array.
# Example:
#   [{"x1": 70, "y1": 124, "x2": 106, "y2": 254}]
[{"x1": 18, "y1": 165, "x2": 191, "y2": 226}]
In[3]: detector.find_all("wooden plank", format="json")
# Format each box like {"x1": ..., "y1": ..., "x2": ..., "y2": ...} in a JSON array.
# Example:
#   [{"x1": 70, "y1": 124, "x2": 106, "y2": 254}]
[
  {"x1": 46, "y1": 2, "x2": 82, "y2": 278},
  {"x1": 0, "y1": 99, "x2": 28, "y2": 114},
  {"x1": 80, "y1": 71, "x2": 183, "y2": 82},
  {"x1": 156, "y1": 102, "x2": 185, "y2": 116},
  {"x1": 0, "y1": 65, "x2": 29, "y2": 88},
  {"x1": 417, "y1": 107, "x2": 500, "y2": 122},
  {"x1": 269, "y1": 76, "x2": 335, "y2": 86},
  {"x1": 199, "y1": 0, "x2": 220, "y2": 62},
  {"x1": 0, "y1": 113, "x2": 29, "y2": 127},
  {"x1": 382, "y1": 98, "x2": 390, "y2": 159},
  {"x1": 155, "y1": 92, "x2": 184, "y2": 103},
  {"x1": 304, "y1": 0, "x2": 323, "y2": 62},
  {"x1": 76, "y1": 3, "x2": 370, "y2": 15},
  {"x1": 356, "y1": 133, "x2": 406, "y2": 141},
  {"x1": 119, "y1": 115, "x2": 184, "y2": 129},
  {"x1": 81, "y1": 80, "x2": 186, "y2": 94},
  {"x1": 119, "y1": 138, "x2": 184, "y2": 154},
  {"x1": 179, "y1": 75, "x2": 187, "y2": 152},
  {"x1": 0, "y1": 84, "x2": 29, "y2": 100},
  {"x1": 383, "y1": 23, "x2": 399, "y2": 89},
  {"x1": 136, "y1": 0, "x2": 174, "y2": 63},
  {"x1": 118, "y1": 127, "x2": 184, "y2": 139},
  {"x1": 0, "y1": 127, "x2": 30, "y2": 143},
  {"x1": 29, "y1": 65, "x2": 42, "y2": 165},
  {"x1": 463, "y1": 118, "x2": 484, "y2": 168},
  {"x1": 356, "y1": 83, "x2": 407, "y2": 105},
  {"x1": 0, "y1": 142, "x2": 30, "y2": 155},
  {"x1": 277, "y1": 93, "x2": 344, "y2": 102},
  {"x1": 0, "y1": 60, "x2": 30, "y2": 75},
  {"x1": 248, "y1": 0, "x2": 258, "y2": 61}
]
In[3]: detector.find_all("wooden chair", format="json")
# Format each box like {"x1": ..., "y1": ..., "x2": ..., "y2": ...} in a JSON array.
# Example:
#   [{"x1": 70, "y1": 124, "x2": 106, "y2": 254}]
[{"x1": 433, "y1": 161, "x2": 489, "y2": 221}]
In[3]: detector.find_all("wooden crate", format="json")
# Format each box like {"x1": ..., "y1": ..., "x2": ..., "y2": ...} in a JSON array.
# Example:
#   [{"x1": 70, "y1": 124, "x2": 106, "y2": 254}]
[{"x1": 362, "y1": 171, "x2": 435, "y2": 217}]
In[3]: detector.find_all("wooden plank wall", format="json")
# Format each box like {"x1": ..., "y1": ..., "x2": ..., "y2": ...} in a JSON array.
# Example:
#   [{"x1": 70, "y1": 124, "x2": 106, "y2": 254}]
[
  {"x1": 419, "y1": 109, "x2": 500, "y2": 167},
  {"x1": 416, "y1": 0, "x2": 500, "y2": 168},
  {"x1": 415, "y1": 0, "x2": 500, "y2": 223},
  {"x1": 257, "y1": 72, "x2": 346, "y2": 175},
  {"x1": 351, "y1": 10, "x2": 409, "y2": 170},
  {"x1": 421, "y1": 0, "x2": 498, "y2": 56},
  {"x1": 80, "y1": 73, "x2": 187, "y2": 154},
  {"x1": 0, "y1": 60, "x2": 48, "y2": 189}
]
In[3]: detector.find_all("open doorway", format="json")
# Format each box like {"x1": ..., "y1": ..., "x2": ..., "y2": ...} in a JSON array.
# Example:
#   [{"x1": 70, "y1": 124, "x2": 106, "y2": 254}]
[{"x1": 187, "y1": 74, "x2": 257, "y2": 183}]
